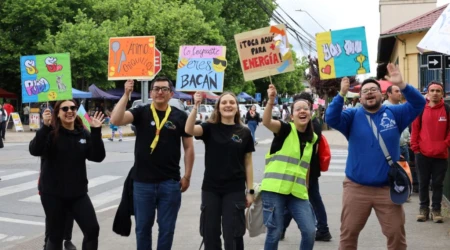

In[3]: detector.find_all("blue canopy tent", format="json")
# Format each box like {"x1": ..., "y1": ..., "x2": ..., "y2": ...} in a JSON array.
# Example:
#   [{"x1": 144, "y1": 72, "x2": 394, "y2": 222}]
[
  {"x1": 72, "y1": 88, "x2": 92, "y2": 99},
  {"x1": 106, "y1": 88, "x2": 140, "y2": 99},
  {"x1": 237, "y1": 92, "x2": 256, "y2": 102},
  {"x1": 172, "y1": 90, "x2": 192, "y2": 100},
  {"x1": 88, "y1": 84, "x2": 120, "y2": 100}
]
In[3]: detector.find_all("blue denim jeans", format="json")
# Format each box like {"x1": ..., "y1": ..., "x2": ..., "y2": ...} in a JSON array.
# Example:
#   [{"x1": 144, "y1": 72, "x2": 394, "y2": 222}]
[
  {"x1": 262, "y1": 191, "x2": 316, "y2": 250},
  {"x1": 133, "y1": 180, "x2": 181, "y2": 250},
  {"x1": 247, "y1": 120, "x2": 258, "y2": 143},
  {"x1": 284, "y1": 177, "x2": 329, "y2": 234}
]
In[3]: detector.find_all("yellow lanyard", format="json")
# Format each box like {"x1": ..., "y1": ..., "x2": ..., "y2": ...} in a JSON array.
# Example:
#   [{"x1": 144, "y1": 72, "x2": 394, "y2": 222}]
[{"x1": 150, "y1": 103, "x2": 171, "y2": 154}]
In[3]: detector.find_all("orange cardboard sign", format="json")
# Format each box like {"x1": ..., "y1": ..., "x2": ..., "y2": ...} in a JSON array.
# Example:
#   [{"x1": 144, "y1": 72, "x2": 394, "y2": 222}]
[{"x1": 108, "y1": 36, "x2": 156, "y2": 80}]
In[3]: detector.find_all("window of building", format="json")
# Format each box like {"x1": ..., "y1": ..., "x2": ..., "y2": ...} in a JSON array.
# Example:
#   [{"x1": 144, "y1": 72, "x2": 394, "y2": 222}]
[{"x1": 418, "y1": 53, "x2": 450, "y2": 92}]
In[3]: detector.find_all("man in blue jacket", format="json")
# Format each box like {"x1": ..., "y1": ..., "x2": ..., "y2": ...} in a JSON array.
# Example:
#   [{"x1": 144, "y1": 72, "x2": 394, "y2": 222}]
[{"x1": 325, "y1": 63, "x2": 425, "y2": 250}]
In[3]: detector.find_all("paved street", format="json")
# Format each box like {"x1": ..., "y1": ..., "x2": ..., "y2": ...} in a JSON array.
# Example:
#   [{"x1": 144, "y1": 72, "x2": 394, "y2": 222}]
[{"x1": 0, "y1": 126, "x2": 449, "y2": 249}]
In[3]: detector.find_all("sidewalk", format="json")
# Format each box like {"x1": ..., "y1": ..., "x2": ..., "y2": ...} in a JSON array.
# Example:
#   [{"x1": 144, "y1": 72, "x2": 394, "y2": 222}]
[{"x1": 2, "y1": 124, "x2": 135, "y2": 143}]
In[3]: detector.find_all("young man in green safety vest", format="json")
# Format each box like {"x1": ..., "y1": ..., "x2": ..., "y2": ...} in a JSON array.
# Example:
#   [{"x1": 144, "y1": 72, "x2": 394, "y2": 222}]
[{"x1": 261, "y1": 83, "x2": 317, "y2": 250}]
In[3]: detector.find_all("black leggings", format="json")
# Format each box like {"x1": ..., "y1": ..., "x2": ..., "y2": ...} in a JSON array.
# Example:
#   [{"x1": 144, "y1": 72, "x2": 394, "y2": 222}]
[
  {"x1": 41, "y1": 194, "x2": 99, "y2": 250},
  {"x1": 45, "y1": 212, "x2": 74, "y2": 243}
]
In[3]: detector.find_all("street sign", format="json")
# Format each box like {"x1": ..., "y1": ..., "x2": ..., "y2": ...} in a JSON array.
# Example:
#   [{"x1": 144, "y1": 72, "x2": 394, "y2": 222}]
[
  {"x1": 427, "y1": 55, "x2": 442, "y2": 70},
  {"x1": 154, "y1": 48, "x2": 161, "y2": 76},
  {"x1": 255, "y1": 93, "x2": 261, "y2": 101},
  {"x1": 446, "y1": 56, "x2": 450, "y2": 69}
]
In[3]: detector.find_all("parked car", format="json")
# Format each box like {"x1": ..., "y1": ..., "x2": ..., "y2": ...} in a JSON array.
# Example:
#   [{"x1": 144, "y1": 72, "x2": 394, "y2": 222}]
[
  {"x1": 198, "y1": 104, "x2": 213, "y2": 122},
  {"x1": 272, "y1": 106, "x2": 281, "y2": 120},
  {"x1": 186, "y1": 105, "x2": 202, "y2": 122},
  {"x1": 130, "y1": 98, "x2": 191, "y2": 135}
]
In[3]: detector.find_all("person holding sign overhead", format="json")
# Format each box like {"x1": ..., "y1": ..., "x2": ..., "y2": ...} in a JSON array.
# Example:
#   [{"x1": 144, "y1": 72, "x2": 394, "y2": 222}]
[
  {"x1": 29, "y1": 100, "x2": 106, "y2": 250},
  {"x1": 185, "y1": 91, "x2": 254, "y2": 250},
  {"x1": 261, "y1": 84, "x2": 318, "y2": 250},
  {"x1": 110, "y1": 77, "x2": 194, "y2": 250}
]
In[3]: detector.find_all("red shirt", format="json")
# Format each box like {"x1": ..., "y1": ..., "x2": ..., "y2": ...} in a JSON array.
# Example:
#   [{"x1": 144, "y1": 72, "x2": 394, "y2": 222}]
[
  {"x1": 411, "y1": 99, "x2": 450, "y2": 159},
  {"x1": 3, "y1": 103, "x2": 14, "y2": 117}
]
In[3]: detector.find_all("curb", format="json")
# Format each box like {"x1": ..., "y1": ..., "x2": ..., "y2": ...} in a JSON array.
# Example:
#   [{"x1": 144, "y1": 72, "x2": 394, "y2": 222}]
[{"x1": 101, "y1": 132, "x2": 135, "y2": 139}]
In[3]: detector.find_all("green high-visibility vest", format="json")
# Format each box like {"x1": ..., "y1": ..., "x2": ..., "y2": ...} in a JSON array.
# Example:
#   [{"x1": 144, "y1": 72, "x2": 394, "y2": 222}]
[{"x1": 261, "y1": 122, "x2": 317, "y2": 200}]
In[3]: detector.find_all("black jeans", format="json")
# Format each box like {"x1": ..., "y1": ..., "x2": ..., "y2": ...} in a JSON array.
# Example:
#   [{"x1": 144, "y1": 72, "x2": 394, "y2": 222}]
[
  {"x1": 45, "y1": 213, "x2": 75, "y2": 244},
  {"x1": 415, "y1": 153, "x2": 448, "y2": 210},
  {"x1": 200, "y1": 191, "x2": 246, "y2": 250},
  {"x1": 41, "y1": 193, "x2": 99, "y2": 250}
]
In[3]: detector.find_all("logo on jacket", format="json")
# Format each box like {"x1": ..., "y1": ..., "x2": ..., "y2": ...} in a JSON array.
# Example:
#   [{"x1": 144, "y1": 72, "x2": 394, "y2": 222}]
[
  {"x1": 380, "y1": 113, "x2": 397, "y2": 130},
  {"x1": 79, "y1": 139, "x2": 86, "y2": 144},
  {"x1": 164, "y1": 121, "x2": 176, "y2": 130},
  {"x1": 439, "y1": 116, "x2": 447, "y2": 122},
  {"x1": 231, "y1": 134, "x2": 242, "y2": 143}
]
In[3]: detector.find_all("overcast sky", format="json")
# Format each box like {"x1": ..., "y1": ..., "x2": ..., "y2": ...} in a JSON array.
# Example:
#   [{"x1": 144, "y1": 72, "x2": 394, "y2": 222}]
[{"x1": 276, "y1": 0, "x2": 450, "y2": 78}]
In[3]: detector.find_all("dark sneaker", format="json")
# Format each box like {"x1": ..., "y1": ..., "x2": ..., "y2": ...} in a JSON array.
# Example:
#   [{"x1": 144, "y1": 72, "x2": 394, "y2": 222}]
[
  {"x1": 108, "y1": 138, "x2": 113, "y2": 141},
  {"x1": 417, "y1": 208, "x2": 430, "y2": 222},
  {"x1": 64, "y1": 240, "x2": 77, "y2": 250},
  {"x1": 315, "y1": 231, "x2": 332, "y2": 241},
  {"x1": 280, "y1": 230, "x2": 285, "y2": 240},
  {"x1": 119, "y1": 139, "x2": 122, "y2": 142},
  {"x1": 431, "y1": 210, "x2": 444, "y2": 223}
]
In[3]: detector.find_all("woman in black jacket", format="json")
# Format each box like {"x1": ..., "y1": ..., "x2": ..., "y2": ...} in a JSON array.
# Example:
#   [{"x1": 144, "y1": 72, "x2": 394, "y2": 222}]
[{"x1": 29, "y1": 100, "x2": 106, "y2": 250}]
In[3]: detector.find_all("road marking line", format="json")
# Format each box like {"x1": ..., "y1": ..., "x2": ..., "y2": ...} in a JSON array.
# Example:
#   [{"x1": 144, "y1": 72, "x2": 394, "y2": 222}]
[
  {"x1": 3, "y1": 236, "x2": 25, "y2": 242},
  {"x1": 91, "y1": 186, "x2": 123, "y2": 208},
  {"x1": 0, "y1": 181, "x2": 37, "y2": 197},
  {"x1": 0, "y1": 234, "x2": 7, "y2": 240},
  {"x1": 0, "y1": 217, "x2": 45, "y2": 226},
  {"x1": 20, "y1": 175, "x2": 122, "y2": 203},
  {"x1": 321, "y1": 172, "x2": 346, "y2": 177},
  {"x1": 330, "y1": 159, "x2": 347, "y2": 164},
  {"x1": 0, "y1": 171, "x2": 39, "y2": 181},
  {"x1": 96, "y1": 205, "x2": 119, "y2": 213}
]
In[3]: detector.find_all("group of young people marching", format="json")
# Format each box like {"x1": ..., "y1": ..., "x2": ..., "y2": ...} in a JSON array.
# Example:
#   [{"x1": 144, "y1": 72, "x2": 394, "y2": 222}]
[{"x1": 30, "y1": 62, "x2": 431, "y2": 250}]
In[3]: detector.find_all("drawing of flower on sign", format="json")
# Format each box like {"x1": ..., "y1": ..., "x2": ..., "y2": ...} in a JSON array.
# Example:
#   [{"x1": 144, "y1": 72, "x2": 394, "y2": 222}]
[
  {"x1": 175, "y1": 46, "x2": 226, "y2": 92},
  {"x1": 315, "y1": 26, "x2": 370, "y2": 80}
]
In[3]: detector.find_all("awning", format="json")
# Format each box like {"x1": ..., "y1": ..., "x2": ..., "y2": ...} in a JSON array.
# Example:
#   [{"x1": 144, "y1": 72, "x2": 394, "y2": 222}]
[
  {"x1": 72, "y1": 88, "x2": 92, "y2": 99},
  {"x1": 0, "y1": 88, "x2": 18, "y2": 99},
  {"x1": 88, "y1": 84, "x2": 120, "y2": 100}
]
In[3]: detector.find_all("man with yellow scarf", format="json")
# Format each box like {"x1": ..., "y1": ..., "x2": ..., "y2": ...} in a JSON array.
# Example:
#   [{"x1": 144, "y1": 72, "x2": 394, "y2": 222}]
[{"x1": 110, "y1": 77, "x2": 195, "y2": 250}]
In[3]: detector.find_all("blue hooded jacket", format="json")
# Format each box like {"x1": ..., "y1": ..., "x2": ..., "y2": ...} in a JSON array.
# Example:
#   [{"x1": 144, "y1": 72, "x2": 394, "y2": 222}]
[{"x1": 326, "y1": 85, "x2": 425, "y2": 186}]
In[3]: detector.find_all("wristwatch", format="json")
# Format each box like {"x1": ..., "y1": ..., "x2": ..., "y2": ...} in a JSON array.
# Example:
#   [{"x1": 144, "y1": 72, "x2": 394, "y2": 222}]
[{"x1": 247, "y1": 189, "x2": 255, "y2": 195}]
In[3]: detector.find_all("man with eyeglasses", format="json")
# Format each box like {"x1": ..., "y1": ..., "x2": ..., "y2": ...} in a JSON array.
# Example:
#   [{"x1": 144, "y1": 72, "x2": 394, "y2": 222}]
[
  {"x1": 411, "y1": 81, "x2": 450, "y2": 223},
  {"x1": 325, "y1": 63, "x2": 425, "y2": 250},
  {"x1": 110, "y1": 76, "x2": 195, "y2": 250}
]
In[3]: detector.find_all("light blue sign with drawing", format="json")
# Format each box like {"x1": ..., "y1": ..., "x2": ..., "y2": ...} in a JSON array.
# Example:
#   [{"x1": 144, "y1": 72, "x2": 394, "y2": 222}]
[{"x1": 175, "y1": 45, "x2": 227, "y2": 92}]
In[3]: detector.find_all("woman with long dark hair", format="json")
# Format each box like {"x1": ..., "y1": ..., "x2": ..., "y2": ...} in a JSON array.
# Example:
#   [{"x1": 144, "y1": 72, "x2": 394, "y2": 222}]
[
  {"x1": 185, "y1": 92, "x2": 254, "y2": 250},
  {"x1": 29, "y1": 99, "x2": 106, "y2": 250}
]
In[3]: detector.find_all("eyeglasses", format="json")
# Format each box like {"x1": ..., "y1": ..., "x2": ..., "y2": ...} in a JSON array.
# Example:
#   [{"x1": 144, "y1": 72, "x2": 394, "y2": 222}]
[
  {"x1": 151, "y1": 87, "x2": 171, "y2": 93},
  {"x1": 60, "y1": 106, "x2": 77, "y2": 112},
  {"x1": 361, "y1": 87, "x2": 380, "y2": 94}
]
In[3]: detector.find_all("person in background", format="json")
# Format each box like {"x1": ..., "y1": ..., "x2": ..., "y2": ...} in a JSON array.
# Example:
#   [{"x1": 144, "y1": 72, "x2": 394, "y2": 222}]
[
  {"x1": 108, "y1": 121, "x2": 123, "y2": 142},
  {"x1": 29, "y1": 100, "x2": 106, "y2": 250},
  {"x1": 281, "y1": 92, "x2": 332, "y2": 242},
  {"x1": 23, "y1": 104, "x2": 30, "y2": 125},
  {"x1": 185, "y1": 91, "x2": 254, "y2": 250},
  {"x1": 246, "y1": 104, "x2": 260, "y2": 145},
  {"x1": 281, "y1": 104, "x2": 290, "y2": 122},
  {"x1": 0, "y1": 104, "x2": 6, "y2": 141}
]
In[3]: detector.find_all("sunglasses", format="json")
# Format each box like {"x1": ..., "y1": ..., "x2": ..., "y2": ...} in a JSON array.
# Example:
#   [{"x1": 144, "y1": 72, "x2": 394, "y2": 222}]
[
  {"x1": 60, "y1": 106, "x2": 78, "y2": 112},
  {"x1": 213, "y1": 58, "x2": 227, "y2": 67}
]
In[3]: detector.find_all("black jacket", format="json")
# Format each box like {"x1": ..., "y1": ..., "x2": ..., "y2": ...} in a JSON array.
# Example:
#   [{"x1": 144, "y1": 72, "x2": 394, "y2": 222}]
[
  {"x1": 29, "y1": 125, "x2": 105, "y2": 197},
  {"x1": 113, "y1": 166, "x2": 134, "y2": 237}
]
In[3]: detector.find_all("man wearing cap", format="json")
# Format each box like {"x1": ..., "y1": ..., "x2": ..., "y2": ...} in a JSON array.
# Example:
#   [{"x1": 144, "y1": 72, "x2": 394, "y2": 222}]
[
  {"x1": 411, "y1": 81, "x2": 450, "y2": 223},
  {"x1": 326, "y1": 63, "x2": 425, "y2": 250}
]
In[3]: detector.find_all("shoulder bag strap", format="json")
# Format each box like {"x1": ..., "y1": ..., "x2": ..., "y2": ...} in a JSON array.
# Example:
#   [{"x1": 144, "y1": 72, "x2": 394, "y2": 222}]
[{"x1": 365, "y1": 114, "x2": 395, "y2": 167}]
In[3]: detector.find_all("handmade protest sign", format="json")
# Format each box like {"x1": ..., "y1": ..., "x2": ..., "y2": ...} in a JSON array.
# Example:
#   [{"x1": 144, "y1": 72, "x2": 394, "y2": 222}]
[
  {"x1": 234, "y1": 24, "x2": 294, "y2": 81},
  {"x1": 175, "y1": 46, "x2": 226, "y2": 92},
  {"x1": 77, "y1": 104, "x2": 91, "y2": 131},
  {"x1": 20, "y1": 53, "x2": 72, "y2": 103},
  {"x1": 316, "y1": 26, "x2": 370, "y2": 80},
  {"x1": 108, "y1": 36, "x2": 161, "y2": 80},
  {"x1": 417, "y1": 4, "x2": 450, "y2": 55}
]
